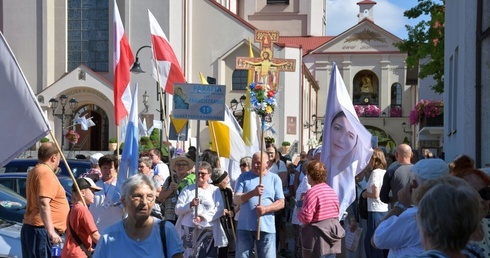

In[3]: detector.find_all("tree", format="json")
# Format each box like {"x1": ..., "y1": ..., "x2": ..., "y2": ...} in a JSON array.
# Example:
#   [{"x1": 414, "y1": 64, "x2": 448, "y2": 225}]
[{"x1": 395, "y1": 0, "x2": 445, "y2": 93}]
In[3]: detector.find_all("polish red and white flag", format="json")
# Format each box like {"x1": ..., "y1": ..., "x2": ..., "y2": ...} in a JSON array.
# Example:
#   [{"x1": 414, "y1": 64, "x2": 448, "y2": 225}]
[
  {"x1": 113, "y1": 0, "x2": 134, "y2": 126},
  {"x1": 148, "y1": 10, "x2": 186, "y2": 95}
]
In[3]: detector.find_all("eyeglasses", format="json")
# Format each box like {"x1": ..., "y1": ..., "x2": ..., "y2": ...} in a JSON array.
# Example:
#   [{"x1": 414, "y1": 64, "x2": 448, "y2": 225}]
[
  {"x1": 198, "y1": 172, "x2": 209, "y2": 177},
  {"x1": 130, "y1": 193, "x2": 155, "y2": 203},
  {"x1": 240, "y1": 163, "x2": 248, "y2": 167},
  {"x1": 175, "y1": 163, "x2": 189, "y2": 167},
  {"x1": 479, "y1": 187, "x2": 490, "y2": 201}
]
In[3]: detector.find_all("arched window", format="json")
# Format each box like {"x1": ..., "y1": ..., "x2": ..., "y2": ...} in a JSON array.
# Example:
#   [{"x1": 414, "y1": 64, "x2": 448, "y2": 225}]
[
  {"x1": 391, "y1": 83, "x2": 402, "y2": 106},
  {"x1": 352, "y1": 71, "x2": 379, "y2": 105},
  {"x1": 390, "y1": 83, "x2": 402, "y2": 117},
  {"x1": 232, "y1": 70, "x2": 248, "y2": 91}
]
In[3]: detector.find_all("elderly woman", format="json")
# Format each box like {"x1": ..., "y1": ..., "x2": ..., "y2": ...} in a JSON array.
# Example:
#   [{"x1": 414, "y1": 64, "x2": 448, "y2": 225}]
[
  {"x1": 239, "y1": 156, "x2": 252, "y2": 173},
  {"x1": 411, "y1": 181, "x2": 482, "y2": 257},
  {"x1": 93, "y1": 174, "x2": 184, "y2": 258},
  {"x1": 158, "y1": 155, "x2": 195, "y2": 224},
  {"x1": 298, "y1": 160, "x2": 345, "y2": 258},
  {"x1": 211, "y1": 168, "x2": 235, "y2": 258},
  {"x1": 175, "y1": 161, "x2": 227, "y2": 258}
]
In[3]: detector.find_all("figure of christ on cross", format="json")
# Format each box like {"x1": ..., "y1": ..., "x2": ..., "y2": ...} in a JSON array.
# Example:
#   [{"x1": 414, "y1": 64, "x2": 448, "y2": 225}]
[{"x1": 235, "y1": 30, "x2": 296, "y2": 91}]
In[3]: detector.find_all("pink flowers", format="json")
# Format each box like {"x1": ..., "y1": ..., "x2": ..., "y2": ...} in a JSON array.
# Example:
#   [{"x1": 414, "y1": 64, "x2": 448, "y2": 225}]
[
  {"x1": 409, "y1": 100, "x2": 443, "y2": 125},
  {"x1": 64, "y1": 130, "x2": 80, "y2": 144},
  {"x1": 364, "y1": 105, "x2": 381, "y2": 117},
  {"x1": 390, "y1": 106, "x2": 402, "y2": 117},
  {"x1": 354, "y1": 105, "x2": 364, "y2": 117},
  {"x1": 354, "y1": 105, "x2": 381, "y2": 117}
]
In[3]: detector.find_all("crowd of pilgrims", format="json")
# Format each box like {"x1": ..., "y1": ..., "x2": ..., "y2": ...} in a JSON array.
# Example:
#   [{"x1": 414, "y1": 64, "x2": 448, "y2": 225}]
[{"x1": 20, "y1": 141, "x2": 490, "y2": 258}]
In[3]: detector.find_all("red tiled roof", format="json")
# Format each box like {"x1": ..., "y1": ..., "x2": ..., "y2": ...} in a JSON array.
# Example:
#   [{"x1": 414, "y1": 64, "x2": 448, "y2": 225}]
[
  {"x1": 357, "y1": 0, "x2": 377, "y2": 5},
  {"x1": 276, "y1": 36, "x2": 334, "y2": 55}
]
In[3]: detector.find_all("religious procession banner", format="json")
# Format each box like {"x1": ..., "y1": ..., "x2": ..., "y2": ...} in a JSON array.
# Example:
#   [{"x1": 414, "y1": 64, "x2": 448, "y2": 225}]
[{"x1": 172, "y1": 83, "x2": 226, "y2": 121}]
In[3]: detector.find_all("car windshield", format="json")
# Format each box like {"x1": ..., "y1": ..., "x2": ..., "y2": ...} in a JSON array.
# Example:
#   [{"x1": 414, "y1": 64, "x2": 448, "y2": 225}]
[{"x1": 0, "y1": 185, "x2": 26, "y2": 210}]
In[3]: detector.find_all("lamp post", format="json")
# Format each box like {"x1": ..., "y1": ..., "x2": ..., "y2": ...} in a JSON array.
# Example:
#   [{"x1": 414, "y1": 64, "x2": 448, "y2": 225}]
[
  {"x1": 49, "y1": 94, "x2": 78, "y2": 150},
  {"x1": 131, "y1": 45, "x2": 166, "y2": 150},
  {"x1": 230, "y1": 95, "x2": 246, "y2": 127}
]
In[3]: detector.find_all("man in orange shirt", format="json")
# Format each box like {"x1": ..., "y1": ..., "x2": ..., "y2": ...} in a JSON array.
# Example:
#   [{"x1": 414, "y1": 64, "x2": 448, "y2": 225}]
[{"x1": 21, "y1": 142, "x2": 69, "y2": 257}]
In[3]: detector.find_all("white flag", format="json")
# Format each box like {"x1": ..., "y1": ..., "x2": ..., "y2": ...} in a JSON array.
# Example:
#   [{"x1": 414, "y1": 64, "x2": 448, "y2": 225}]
[
  {"x1": 320, "y1": 62, "x2": 373, "y2": 219},
  {"x1": 0, "y1": 32, "x2": 51, "y2": 166},
  {"x1": 74, "y1": 114, "x2": 96, "y2": 131}
]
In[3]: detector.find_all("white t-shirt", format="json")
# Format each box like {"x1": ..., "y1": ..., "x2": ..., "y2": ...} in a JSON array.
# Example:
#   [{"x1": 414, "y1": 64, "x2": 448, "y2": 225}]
[
  {"x1": 153, "y1": 161, "x2": 170, "y2": 182},
  {"x1": 366, "y1": 168, "x2": 388, "y2": 212},
  {"x1": 89, "y1": 179, "x2": 124, "y2": 233}
]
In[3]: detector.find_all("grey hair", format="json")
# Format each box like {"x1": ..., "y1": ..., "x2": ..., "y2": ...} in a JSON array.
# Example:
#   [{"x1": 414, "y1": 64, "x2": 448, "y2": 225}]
[
  {"x1": 121, "y1": 174, "x2": 157, "y2": 200},
  {"x1": 138, "y1": 156, "x2": 152, "y2": 168},
  {"x1": 240, "y1": 156, "x2": 252, "y2": 168},
  {"x1": 417, "y1": 182, "x2": 480, "y2": 251}
]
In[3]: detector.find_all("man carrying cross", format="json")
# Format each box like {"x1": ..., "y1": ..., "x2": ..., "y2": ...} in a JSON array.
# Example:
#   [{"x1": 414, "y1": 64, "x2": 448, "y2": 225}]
[{"x1": 233, "y1": 151, "x2": 285, "y2": 258}]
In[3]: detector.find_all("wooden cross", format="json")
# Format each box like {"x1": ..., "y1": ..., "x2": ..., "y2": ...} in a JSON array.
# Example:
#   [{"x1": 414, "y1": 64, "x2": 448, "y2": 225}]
[{"x1": 236, "y1": 30, "x2": 296, "y2": 91}]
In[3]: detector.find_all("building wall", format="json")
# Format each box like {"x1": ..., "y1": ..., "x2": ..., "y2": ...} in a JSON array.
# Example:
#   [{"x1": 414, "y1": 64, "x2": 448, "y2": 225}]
[
  {"x1": 444, "y1": 0, "x2": 477, "y2": 162},
  {"x1": 240, "y1": 0, "x2": 325, "y2": 36},
  {"x1": 445, "y1": 0, "x2": 490, "y2": 165}
]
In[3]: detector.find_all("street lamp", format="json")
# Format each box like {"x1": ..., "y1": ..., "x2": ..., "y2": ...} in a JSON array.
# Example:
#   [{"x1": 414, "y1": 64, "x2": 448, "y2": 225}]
[
  {"x1": 131, "y1": 45, "x2": 166, "y2": 150},
  {"x1": 49, "y1": 94, "x2": 78, "y2": 149},
  {"x1": 130, "y1": 45, "x2": 151, "y2": 74}
]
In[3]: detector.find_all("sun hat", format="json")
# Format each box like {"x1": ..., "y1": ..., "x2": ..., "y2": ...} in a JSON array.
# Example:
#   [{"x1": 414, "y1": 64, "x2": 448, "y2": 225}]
[
  {"x1": 170, "y1": 154, "x2": 195, "y2": 169},
  {"x1": 211, "y1": 168, "x2": 228, "y2": 185},
  {"x1": 411, "y1": 158, "x2": 449, "y2": 180},
  {"x1": 72, "y1": 177, "x2": 102, "y2": 192}
]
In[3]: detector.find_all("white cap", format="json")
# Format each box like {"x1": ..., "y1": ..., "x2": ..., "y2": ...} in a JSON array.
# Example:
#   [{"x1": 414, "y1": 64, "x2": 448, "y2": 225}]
[{"x1": 89, "y1": 153, "x2": 104, "y2": 166}]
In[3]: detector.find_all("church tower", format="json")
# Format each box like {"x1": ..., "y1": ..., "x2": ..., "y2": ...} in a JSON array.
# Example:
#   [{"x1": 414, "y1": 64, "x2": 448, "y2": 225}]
[{"x1": 357, "y1": 0, "x2": 377, "y2": 22}]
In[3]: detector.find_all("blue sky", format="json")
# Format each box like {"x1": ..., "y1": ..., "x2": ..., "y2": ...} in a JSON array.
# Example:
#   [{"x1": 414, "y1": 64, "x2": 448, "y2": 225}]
[{"x1": 326, "y1": 0, "x2": 435, "y2": 39}]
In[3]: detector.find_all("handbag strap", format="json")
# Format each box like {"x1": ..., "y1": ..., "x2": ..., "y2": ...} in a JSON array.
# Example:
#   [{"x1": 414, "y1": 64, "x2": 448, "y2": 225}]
[
  {"x1": 160, "y1": 220, "x2": 168, "y2": 258},
  {"x1": 68, "y1": 209, "x2": 92, "y2": 258}
]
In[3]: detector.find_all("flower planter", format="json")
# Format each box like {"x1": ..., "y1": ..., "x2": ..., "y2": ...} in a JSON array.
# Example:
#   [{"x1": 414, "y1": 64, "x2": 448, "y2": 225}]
[
  {"x1": 108, "y1": 143, "x2": 118, "y2": 151},
  {"x1": 419, "y1": 114, "x2": 443, "y2": 128}
]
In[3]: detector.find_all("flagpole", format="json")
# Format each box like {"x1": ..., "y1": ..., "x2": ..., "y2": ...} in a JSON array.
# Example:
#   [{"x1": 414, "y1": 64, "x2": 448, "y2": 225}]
[
  {"x1": 49, "y1": 130, "x2": 86, "y2": 207},
  {"x1": 153, "y1": 58, "x2": 174, "y2": 184},
  {"x1": 193, "y1": 120, "x2": 201, "y2": 257},
  {"x1": 256, "y1": 118, "x2": 265, "y2": 240}
]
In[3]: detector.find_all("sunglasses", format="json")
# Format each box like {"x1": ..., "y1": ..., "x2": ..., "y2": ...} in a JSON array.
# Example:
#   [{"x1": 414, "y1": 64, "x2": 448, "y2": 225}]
[
  {"x1": 239, "y1": 163, "x2": 248, "y2": 167},
  {"x1": 479, "y1": 187, "x2": 490, "y2": 201},
  {"x1": 198, "y1": 172, "x2": 209, "y2": 177}
]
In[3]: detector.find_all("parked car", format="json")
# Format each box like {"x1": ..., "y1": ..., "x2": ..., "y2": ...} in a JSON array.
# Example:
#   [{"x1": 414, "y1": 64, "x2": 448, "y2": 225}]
[
  {"x1": 1, "y1": 158, "x2": 91, "y2": 178},
  {"x1": 0, "y1": 218, "x2": 22, "y2": 258},
  {"x1": 0, "y1": 184, "x2": 26, "y2": 223},
  {"x1": 0, "y1": 173, "x2": 74, "y2": 202}
]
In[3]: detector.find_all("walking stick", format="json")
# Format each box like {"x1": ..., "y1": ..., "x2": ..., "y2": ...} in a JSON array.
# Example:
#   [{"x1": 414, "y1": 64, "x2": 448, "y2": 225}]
[{"x1": 225, "y1": 193, "x2": 237, "y2": 241}]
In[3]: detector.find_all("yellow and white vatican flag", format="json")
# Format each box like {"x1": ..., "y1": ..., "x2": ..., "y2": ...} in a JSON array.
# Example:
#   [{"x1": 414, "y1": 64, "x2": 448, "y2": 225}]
[
  {"x1": 0, "y1": 32, "x2": 50, "y2": 166},
  {"x1": 320, "y1": 62, "x2": 373, "y2": 219},
  {"x1": 209, "y1": 107, "x2": 251, "y2": 162}
]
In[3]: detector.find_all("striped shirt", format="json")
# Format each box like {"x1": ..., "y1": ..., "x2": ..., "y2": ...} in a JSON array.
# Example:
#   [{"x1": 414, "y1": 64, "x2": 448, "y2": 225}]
[{"x1": 298, "y1": 183, "x2": 339, "y2": 224}]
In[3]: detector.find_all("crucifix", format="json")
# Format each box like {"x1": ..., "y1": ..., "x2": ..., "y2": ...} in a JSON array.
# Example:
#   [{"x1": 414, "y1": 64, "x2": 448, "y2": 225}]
[{"x1": 236, "y1": 30, "x2": 296, "y2": 91}]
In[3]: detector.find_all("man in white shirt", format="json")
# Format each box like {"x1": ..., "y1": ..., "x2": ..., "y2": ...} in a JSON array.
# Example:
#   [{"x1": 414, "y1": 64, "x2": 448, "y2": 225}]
[{"x1": 149, "y1": 148, "x2": 170, "y2": 183}]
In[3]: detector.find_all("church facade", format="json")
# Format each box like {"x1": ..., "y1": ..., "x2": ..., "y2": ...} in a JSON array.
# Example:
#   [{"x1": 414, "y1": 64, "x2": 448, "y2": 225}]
[{"x1": 0, "y1": 0, "x2": 419, "y2": 155}]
